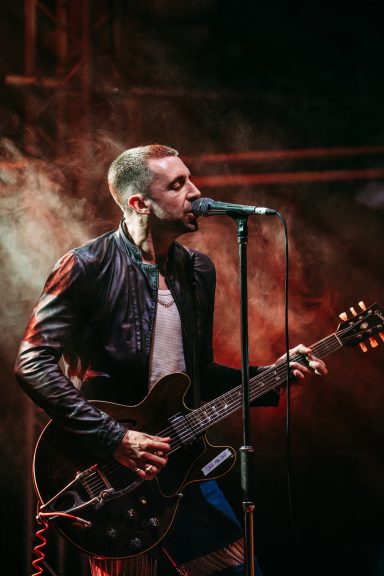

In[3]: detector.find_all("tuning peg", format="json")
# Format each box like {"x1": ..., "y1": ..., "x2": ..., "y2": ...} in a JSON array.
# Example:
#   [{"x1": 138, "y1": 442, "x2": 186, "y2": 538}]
[
  {"x1": 339, "y1": 303, "x2": 381, "y2": 352},
  {"x1": 358, "y1": 302, "x2": 381, "y2": 347},
  {"x1": 339, "y1": 308, "x2": 368, "y2": 351},
  {"x1": 359, "y1": 305, "x2": 379, "y2": 349},
  {"x1": 358, "y1": 303, "x2": 381, "y2": 347},
  {"x1": 339, "y1": 300, "x2": 384, "y2": 352}
]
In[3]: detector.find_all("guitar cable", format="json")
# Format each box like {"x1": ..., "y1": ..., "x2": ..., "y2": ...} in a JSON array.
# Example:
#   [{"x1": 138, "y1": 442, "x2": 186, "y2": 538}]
[
  {"x1": 32, "y1": 499, "x2": 92, "y2": 576},
  {"x1": 31, "y1": 506, "x2": 49, "y2": 576}
]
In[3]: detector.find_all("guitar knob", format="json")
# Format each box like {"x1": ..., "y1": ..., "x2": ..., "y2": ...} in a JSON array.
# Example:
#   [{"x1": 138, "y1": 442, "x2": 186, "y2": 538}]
[
  {"x1": 147, "y1": 517, "x2": 160, "y2": 530},
  {"x1": 106, "y1": 527, "x2": 118, "y2": 540},
  {"x1": 129, "y1": 537, "x2": 143, "y2": 550},
  {"x1": 125, "y1": 508, "x2": 136, "y2": 519}
]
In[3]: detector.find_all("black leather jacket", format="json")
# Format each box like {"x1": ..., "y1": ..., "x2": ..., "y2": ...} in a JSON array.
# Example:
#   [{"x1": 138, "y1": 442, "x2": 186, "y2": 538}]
[{"x1": 15, "y1": 221, "x2": 277, "y2": 459}]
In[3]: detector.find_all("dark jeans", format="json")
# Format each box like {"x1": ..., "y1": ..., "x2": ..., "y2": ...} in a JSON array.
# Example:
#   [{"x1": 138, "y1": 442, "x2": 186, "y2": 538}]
[{"x1": 159, "y1": 480, "x2": 264, "y2": 575}]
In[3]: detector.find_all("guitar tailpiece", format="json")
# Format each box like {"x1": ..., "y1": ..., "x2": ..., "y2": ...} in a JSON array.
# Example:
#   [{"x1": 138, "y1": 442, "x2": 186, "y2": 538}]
[{"x1": 38, "y1": 509, "x2": 93, "y2": 529}]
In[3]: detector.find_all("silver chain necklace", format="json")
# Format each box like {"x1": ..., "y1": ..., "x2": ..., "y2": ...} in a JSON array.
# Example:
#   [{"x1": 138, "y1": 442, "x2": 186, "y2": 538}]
[{"x1": 157, "y1": 297, "x2": 175, "y2": 308}]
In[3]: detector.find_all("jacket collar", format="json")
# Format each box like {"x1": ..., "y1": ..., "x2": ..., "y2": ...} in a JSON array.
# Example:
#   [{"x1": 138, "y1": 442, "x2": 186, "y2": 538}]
[
  {"x1": 115, "y1": 219, "x2": 144, "y2": 263},
  {"x1": 116, "y1": 219, "x2": 190, "y2": 272}
]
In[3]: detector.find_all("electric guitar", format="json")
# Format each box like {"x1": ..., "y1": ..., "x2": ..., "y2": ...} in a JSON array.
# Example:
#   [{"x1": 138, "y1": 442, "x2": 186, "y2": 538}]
[{"x1": 33, "y1": 302, "x2": 384, "y2": 558}]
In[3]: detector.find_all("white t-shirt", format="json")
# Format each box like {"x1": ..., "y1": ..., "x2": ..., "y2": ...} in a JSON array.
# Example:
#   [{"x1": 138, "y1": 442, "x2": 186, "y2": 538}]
[{"x1": 148, "y1": 290, "x2": 186, "y2": 388}]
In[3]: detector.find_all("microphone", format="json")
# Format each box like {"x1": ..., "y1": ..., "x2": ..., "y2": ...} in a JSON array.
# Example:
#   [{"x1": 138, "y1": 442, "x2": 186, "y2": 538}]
[{"x1": 191, "y1": 197, "x2": 277, "y2": 217}]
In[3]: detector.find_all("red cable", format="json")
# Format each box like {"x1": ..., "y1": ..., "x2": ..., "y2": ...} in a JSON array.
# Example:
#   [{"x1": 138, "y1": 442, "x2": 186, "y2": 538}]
[{"x1": 31, "y1": 518, "x2": 49, "y2": 576}]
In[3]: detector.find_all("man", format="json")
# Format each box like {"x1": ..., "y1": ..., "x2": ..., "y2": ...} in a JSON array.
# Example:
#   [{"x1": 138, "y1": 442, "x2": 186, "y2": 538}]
[{"x1": 15, "y1": 144, "x2": 327, "y2": 575}]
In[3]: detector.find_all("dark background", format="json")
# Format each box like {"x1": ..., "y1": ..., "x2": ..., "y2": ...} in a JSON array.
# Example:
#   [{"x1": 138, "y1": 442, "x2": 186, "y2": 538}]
[{"x1": 1, "y1": 1, "x2": 384, "y2": 574}]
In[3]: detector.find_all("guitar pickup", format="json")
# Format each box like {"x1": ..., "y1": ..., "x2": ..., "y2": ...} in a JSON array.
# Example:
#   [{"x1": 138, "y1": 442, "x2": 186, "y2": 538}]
[{"x1": 169, "y1": 413, "x2": 197, "y2": 447}]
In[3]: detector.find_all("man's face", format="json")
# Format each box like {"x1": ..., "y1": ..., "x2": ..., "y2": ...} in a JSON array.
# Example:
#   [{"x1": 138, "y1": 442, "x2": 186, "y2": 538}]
[{"x1": 146, "y1": 155, "x2": 201, "y2": 235}]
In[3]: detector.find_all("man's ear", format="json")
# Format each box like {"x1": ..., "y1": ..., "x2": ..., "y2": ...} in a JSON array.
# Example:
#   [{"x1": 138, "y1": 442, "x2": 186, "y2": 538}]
[{"x1": 128, "y1": 194, "x2": 151, "y2": 214}]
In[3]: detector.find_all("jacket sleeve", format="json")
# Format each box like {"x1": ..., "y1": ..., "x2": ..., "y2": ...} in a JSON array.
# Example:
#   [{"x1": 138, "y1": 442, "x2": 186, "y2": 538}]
[{"x1": 14, "y1": 251, "x2": 126, "y2": 459}]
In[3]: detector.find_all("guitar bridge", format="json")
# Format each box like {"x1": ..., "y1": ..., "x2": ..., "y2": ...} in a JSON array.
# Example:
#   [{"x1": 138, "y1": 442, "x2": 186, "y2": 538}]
[
  {"x1": 82, "y1": 465, "x2": 112, "y2": 499},
  {"x1": 169, "y1": 413, "x2": 197, "y2": 447}
]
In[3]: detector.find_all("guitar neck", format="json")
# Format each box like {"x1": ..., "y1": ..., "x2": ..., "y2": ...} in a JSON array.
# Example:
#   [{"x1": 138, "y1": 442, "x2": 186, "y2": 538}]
[{"x1": 187, "y1": 332, "x2": 342, "y2": 434}]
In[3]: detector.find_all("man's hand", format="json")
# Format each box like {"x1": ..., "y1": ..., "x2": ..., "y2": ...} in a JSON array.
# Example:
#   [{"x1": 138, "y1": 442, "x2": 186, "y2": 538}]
[
  {"x1": 275, "y1": 344, "x2": 328, "y2": 382},
  {"x1": 113, "y1": 430, "x2": 171, "y2": 480}
]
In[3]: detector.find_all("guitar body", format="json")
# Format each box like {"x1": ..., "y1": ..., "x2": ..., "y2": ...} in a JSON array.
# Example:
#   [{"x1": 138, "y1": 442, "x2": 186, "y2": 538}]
[{"x1": 33, "y1": 373, "x2": 236, "y2": 558}]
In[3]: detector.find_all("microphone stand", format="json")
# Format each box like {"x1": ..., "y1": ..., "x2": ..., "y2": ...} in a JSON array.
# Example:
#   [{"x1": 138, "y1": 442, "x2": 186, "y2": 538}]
[{"x1": 232, "y1": 214, "x2": 255, "y2": 576}]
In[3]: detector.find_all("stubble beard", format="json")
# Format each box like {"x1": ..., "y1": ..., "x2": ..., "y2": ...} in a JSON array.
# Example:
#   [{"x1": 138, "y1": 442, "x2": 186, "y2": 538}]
[{"x1": 152, "y1": 207, "x2": 199, "y2": 235}]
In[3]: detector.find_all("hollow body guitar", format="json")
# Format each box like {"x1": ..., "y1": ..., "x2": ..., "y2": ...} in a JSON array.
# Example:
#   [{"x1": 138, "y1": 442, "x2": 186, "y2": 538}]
[{"x1": 33, "y1": 303, "x2": 384, "y2": 558}]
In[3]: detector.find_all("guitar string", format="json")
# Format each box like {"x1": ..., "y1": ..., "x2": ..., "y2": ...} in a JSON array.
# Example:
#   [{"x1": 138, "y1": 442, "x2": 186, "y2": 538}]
[
  {"x1": 184, "y1": 325, "x2": 373, "y2": 440},
  {"x1": 81, "y1": 328, "x2": 373, "y2": 492},
  {"x1": 91, "y1": 337, "x2": 350, "y2": 491},
  {"x1": 84, "y1": 336, "x2": 340, "y2": 492},
  {"x1": 112, "y1": 327, "x2": 362, "y2": 461},
  {"x1": 87, "y1": 333, "x2": 350, "y2": 492},
  {"x1": 156, "y1": 330, "x2": 353, "y2": 443},
  {"x1": 183, "y1": 335, "x2": 341, "y2": 438},
  {"x1": 84, "y1": 331, "x2": 350, "y2": 491}
]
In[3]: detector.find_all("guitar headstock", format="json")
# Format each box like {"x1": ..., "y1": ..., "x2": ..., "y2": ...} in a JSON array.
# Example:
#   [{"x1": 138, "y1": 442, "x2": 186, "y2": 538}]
[{"x1": 337, "y1": 301, "x2": 384, "y2": 351}]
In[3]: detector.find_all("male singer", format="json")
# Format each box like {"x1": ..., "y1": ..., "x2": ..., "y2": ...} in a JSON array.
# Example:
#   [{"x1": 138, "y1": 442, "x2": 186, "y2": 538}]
[{"x1": 15, "y1": 144, "x2": 327, "y2": 575}]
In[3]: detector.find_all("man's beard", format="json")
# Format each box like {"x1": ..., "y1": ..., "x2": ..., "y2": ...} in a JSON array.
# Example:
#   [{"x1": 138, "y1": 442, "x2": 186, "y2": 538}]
[{"x1": 151, "y1": 209, "x2": 199, "y2": 234}]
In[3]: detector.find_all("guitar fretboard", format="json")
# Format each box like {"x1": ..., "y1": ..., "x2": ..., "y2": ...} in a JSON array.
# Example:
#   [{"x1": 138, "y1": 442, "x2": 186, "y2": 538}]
[{"x1": 184, "y1": 333, "x2": 342, "y2": 436}]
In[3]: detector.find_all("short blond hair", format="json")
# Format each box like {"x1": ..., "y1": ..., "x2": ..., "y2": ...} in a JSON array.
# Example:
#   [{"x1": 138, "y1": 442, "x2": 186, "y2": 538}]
[{"x1": 107, "y1": 144, "x2": 178, "y2": 210}]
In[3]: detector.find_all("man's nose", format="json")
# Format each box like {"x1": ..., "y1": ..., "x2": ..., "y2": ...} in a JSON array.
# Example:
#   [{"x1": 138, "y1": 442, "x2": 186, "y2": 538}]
[{"x1": 188, "y1": 181, "x2": 201, "y2": 200}]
